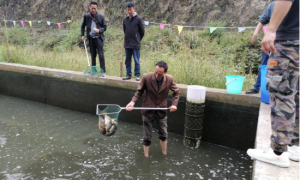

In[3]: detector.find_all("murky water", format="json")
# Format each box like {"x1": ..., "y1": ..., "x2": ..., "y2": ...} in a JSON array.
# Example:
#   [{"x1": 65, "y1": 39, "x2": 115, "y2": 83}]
[{"x1": 0, "y1": 95, "x2": 252, "y2": 180}]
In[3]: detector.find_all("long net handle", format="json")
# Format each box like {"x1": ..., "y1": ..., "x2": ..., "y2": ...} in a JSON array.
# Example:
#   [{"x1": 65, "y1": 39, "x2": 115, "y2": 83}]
[
  {"x1": 83, "y1": 40, "x2": 90, "y2": 67},
  {"x1": 121, "y1": 107, "x2": 170, "y2": 110}
]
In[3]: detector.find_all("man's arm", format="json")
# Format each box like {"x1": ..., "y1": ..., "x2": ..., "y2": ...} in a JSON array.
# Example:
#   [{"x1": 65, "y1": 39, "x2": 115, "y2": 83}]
[
  {"x1": 126, "y1": 75, "x2": 146, "y2": 111},
  {"x1": 252, "y1": 2, "x2": 274, "y2": 43},
  {"x1": 81, "y1": 15, "x2": 86, "y2": 41},
  {"x1": 251, "y1": 22, "x2": 264, "y2": 44},
  {"x1": 123, "y1": 19, "x2": 126, "y2": 34},
  {"x1": 100, "y1": 15, "x2": 107, "y2": 33},
  {"x1": 138, "y1": 18, "x2": 145, "y2": 40},
  {"x1": 261, "y1": 1, "x2": 293, "y2": 54},
  {"x1": 169, "y1": 78, "x2": 180, "y2": 112}
]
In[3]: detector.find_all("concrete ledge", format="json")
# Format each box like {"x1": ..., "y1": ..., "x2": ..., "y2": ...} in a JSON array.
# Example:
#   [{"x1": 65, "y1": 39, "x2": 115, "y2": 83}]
[
  {"x1": 252, "y1": 103, "x2": 299, "y2": 180},
  {"x1": 0, "y1": 62, "x2": 261, "y2": 151},
  {"x1": 0, "y1": 62, "x2": 260, "y2": 107}
]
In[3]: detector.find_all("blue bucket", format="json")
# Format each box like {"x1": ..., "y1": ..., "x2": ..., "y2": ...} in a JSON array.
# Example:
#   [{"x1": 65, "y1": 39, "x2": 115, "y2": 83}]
[
  {"x1": 226, "y1": 76, "x2": 245, "y2": 94},
  {"x1": 260, "y1": 65, "x2": 269, "y2": 104}
]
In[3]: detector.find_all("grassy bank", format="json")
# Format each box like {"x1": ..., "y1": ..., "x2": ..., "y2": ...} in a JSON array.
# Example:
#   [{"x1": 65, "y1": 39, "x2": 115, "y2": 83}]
[{"x1": 0, "y1": 22, "x2": 263, "y2": 90}]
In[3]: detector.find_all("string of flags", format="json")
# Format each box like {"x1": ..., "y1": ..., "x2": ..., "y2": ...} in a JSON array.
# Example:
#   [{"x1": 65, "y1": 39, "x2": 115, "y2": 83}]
[
  {"x1": 4, "y1": 19, "x2": 72, "y2": 28},
  {"x1": 4, "y1": 19, "x2": 267, "y2": 34},
  {"x1": 144, "y1": 21, "x2": 261, "y2": 34}
]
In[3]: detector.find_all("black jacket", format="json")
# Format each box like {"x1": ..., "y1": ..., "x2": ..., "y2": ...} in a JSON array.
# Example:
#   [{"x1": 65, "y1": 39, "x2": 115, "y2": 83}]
[
  {"x1": 123, "y1": 13, "x2": 145, "y2": 49},
  {"x1": 81, "y1": 13, "x2": 107, "y2": 41}
]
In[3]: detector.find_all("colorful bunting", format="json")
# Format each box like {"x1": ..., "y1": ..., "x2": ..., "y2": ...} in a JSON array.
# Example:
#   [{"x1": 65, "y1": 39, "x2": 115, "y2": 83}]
[
  {"x1": 263, "y1": 26, "x2": 268, "y2": 34},
  {"x1": 20, "y1": 21, "x2": 24, "y2": 27},
  {"x1": 38, "y1": 21, "x2": 41, "y2": 23},
  {"x1": 47, "y1": 21, "x2": 51, "y2": 25},
  {"x1": 210, "y1": 27, "x2": 217, "y2": 33},
  {"x1": 160, "y1": 23, "x2": 165, "y2": 30},
  {"x1": 67, "y1": 20, "x2": 71, "y2": 23},
  {"x1": 13, "y1": 21, "x2": 16, "y2": 26},
  {"x1": 4, "y1": 20, "x2": 7, "y2": 23},
  {"x1": 178, "y1": 26, "x2": 183, "y2": 34},
  {"x1": 29, "y1": 21, "x2": 32, "y2": 27},
  {"x1": 238, "y1": 27, "x2": 246, "y2": 33},
  {"x1": 57, "y1": 23, "x2": 61, "y2": 28},
  {"x1": 144, "y1": 21, "x2": 149, "y2": 25}
]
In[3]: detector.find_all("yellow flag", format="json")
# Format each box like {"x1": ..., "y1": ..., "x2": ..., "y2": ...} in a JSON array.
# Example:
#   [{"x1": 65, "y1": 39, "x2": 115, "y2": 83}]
[
  {"x1": 29, "y1": 21, "x2": 32, "y2": 27},
  {"x1": 178, "y1": 26, "x2": 183, "y2": 34},
  {"x1": 67, "y1": 20, "x2": 71, "y2": 23}
]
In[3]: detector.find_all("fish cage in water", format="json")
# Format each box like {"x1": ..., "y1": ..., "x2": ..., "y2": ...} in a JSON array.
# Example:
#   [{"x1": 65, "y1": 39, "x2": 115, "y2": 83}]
[
  {"x1": 183, "y1": 86, "x2": 206, "y2": 148},
  {"x1": 183, "y1": 101, "x2": 205, "y2": 148}
]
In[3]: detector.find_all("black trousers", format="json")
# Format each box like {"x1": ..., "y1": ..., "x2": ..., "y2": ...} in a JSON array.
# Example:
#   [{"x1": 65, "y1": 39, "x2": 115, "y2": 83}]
[{"x1": 89, "y1": 37, "x2": 105, "y2": 72}]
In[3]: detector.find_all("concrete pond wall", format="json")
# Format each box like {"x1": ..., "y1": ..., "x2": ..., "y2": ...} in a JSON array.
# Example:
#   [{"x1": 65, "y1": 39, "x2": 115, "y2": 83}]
[{"x1": 0, "y1": 63, "x2": 260, "y2": 151}]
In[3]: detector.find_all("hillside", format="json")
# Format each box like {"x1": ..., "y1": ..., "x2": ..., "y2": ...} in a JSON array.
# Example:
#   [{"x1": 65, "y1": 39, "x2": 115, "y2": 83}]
[{"x1": 1, "y1": 0, "x2": 272, "y2": 26}]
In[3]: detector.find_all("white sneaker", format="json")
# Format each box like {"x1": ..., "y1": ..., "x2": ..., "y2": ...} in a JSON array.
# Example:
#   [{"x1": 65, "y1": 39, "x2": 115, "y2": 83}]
[
  {"x1": 101, "y1": 73, "x2": 106, "y2": 77},
  {"x1": 288, "y1": 145, "x2": 299, "y2": 162},
  {"x1": 247, "y1": 148, "x2": 290, "y2": 168}
]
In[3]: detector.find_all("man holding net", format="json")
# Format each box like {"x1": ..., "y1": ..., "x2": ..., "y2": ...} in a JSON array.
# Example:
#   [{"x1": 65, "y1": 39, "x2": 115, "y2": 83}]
[
  {"x1": 81, "y1": 2, "x2": 107, "y2": 77},
  {"x1": 126, "y1": 61, "x2": 180, "y2": 157}
]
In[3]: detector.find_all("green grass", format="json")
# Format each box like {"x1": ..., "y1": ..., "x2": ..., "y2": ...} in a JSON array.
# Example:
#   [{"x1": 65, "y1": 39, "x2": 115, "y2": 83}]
[{"x1": 0, "y1": 22, "x2": 263, "y2": 91}]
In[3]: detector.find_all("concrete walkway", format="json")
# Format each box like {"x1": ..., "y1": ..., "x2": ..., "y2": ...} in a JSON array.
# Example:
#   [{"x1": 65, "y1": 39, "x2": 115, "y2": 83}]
[{"x1": 252, "y1": 102, "x2": 299, "y2": 180}]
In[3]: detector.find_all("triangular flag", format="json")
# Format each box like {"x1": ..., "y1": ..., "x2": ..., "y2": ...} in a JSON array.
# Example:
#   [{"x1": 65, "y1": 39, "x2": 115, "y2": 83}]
[
  {"x1": 38, "y1": 20, "x2": 41, "y2": 23},
  {"x1": 263, "y1": 26, "x2": 268, "y2": 34},
  {"x1": 144, "y1": 21, "x2": 149, "y2": 25},
  {"x1": 160, "y1": 23, "x2": 165, "y2": 30},
  {"x1": 29, "y1": 21, "x2": 32, "y2": 27},
  {"x1": 238, "y1": 27, "x2": 246, "y2": 33},
  {"x1": 67, "y1": 20, "x2": 71, "y2": 23},
  {"x1": 210, "y1": 27, "x2": 217, "y2": 33},
  {"x1": 57, "y1": 23, "x2": 61, "y2": 28},
  {"x1": 47, "y1": 21, "x2": 51, "y2": 25},
  {"x1": 4, "y1": 20, "x2": 7, "y2": 23},
  {"x1": 21, "y1": 21, "x2": 24, "y2": 27},
  {"x1": 178, "y1": 26, "x2": 183, "y2": 34},
  {"x1": 13, "y1": 21, "x2": 16, "y2": 26}
]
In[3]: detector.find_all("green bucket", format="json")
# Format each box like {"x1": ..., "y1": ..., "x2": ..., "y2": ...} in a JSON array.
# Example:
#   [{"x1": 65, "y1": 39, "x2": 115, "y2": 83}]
[{"x1": 225, "y1": 76, "x2": 245, "y2": 94}]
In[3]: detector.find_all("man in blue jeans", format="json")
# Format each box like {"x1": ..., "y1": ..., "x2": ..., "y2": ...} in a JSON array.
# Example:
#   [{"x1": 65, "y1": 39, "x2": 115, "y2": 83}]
[
  {"x1": 122, "y1": 2, "x2": 145, "y2": 81},
  {"x1": 246, "y1": 2, "x2": 274, "y2": 94}
]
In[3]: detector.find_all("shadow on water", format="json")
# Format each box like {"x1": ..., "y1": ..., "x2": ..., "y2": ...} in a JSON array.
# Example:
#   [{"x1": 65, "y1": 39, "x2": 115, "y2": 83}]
[{"x1": 0, "y1": 95, "x2": 252, "y2": 179}]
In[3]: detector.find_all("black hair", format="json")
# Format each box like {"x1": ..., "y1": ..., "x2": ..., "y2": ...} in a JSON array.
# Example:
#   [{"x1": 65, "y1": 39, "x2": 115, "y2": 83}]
[
  {"x1": 90, "y1": 2, "x2": 98, "y2": 6},
  {"x1": 126, "y1": 2, "x2": 135, "y2": 8},
  {"x1": 156, "y1": 61, "x2": 168, "y2": 72}
]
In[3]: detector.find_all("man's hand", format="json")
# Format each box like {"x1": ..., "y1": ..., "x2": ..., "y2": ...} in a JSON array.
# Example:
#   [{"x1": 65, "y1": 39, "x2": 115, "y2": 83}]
[
  {"x1": 261, "y1": 31, "x2": 276, "y2": 55},
  {"x1": 251, "y1": 34, "x2": 258, "y2": 44},
  {"x1": 94, "y1": 29, "x2": 100, "y2": 33},
  {"x1": 126, "y1": 101, "x2": 135, "y2": 111},
  {"x1": 169, "y1": 105, "x2": 177, "y2": 112},
  {"x1": 82, "y1": 36, "x2": 85, "y2": 41}
]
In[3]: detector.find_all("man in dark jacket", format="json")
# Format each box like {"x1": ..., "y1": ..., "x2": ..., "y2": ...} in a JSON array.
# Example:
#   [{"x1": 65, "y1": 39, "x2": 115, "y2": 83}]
[
  {"x1": 81, "y1": 2, "x2": 107, "y2": 76},
  {"x1": 126, "y1": 61, "x2": 180, "y2": 157},
  {"x1": 122, "y1": 2, "x2": 145, "y2": 81}
]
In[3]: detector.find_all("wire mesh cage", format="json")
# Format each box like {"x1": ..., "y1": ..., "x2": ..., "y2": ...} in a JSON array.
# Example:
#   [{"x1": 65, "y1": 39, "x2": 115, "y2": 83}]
[
  {"x1": 83, "y1": 66, "x2": 104, "y2": 77},
  {"x1": 97, "y1": 104, "x2": 122, "y2": 136}
]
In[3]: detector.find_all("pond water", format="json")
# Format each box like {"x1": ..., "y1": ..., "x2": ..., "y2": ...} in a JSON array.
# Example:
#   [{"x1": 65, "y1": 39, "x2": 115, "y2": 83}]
[{"x1": 0, "y1": 95, "x2": 252, "y2": 180}]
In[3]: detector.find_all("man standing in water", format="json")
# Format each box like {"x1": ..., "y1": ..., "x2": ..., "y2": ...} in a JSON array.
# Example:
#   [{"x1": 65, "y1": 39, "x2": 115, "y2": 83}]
[
  {"x1": 126, "y1": 61, "x2": 180, "y2": 157},
  {"x1": 81, "y1": 2, "x2": 107, "y2": 77},
  {"x1": 247, "y1": 0, "x2": 299, "y2": 168},
  {"x1": 122, "y1": 2, "x2": 145, "y2": 81}
]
